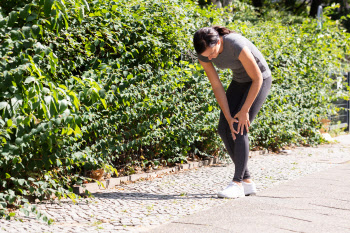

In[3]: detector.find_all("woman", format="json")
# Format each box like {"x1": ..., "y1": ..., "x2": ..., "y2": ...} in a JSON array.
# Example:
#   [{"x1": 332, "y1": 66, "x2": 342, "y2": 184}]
[{"x1": 193, "y1": 26, "x2": 272, "y2": 198}]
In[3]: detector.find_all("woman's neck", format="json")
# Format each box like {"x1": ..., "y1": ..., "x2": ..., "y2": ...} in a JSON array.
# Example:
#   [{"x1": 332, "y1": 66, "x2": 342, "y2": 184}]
[{"x1": 219, "y1": 36, "x2": 224, "y2": 54}]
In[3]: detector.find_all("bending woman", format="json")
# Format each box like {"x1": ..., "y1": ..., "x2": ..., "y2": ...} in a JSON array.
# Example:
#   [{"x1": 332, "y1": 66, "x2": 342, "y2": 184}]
[{"x1": 193, "y1": 26, "x2": 272, "y2": 199}]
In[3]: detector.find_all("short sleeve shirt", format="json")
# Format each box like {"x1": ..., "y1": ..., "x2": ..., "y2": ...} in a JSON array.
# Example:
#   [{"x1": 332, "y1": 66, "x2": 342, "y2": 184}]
[{"x1": 197, "y1": 33, "x2": 272, "y2": 83}]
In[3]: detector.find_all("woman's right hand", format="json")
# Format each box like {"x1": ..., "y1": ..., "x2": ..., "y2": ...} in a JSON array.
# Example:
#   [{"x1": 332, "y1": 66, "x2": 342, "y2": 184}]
[
  {"x1": 227, "y1": 117, "x2": 239, "y2": 140},
  {"x1": 198, "y1": 60, "x2": 240, "y2": 140}
]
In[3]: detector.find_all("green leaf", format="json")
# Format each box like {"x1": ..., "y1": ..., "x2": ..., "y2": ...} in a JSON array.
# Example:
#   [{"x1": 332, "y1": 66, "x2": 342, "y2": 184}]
[
  {"x1": 62, "y1": 15, "x2": 69, "y2": 29},
  {"x1": 19, "y1": 4, "x2": 31, "y2": 19},
  {"x1": 49, "y1": 52, "x2": 58, "y2": 64},
  {"x1": 78, "y1": 7, "x2": 84, "y2": 24},
  {"x1": 82, "y1": 0, "x2": 90, "y2": 11},
  {"x1": 23, "y1": 116, "x2": 31, "y2": 126},
  {"x1": 8, "y1": 11, "x2": 18, "y2": 27},
  {"x1": 5, "y1": 173, "x2": 11, "y2": 179},
  {"x1": 18, "y1": 179, "x2": 25, "y2": 186},
  {"x1": 23, "y1": 209, "x2": 30, "y2": 217},
  {"x1": 72, "y1": 76, "x2": 85, "y2": 86},
  {"x1": 56, "y1": 0, "x2": 67, "y2": 16},
  {"x1": 74, "y1": 124, "x2": 82, "y2": 137},
  {"x1": 56, "y1": 159, "x2": 62, "y2": 166},
  {"x1": 26, "y1": 13, "x2": 38, "y2": 22},
  {"x1": 68, "y1": 91, "x2": 80, "y2": 110},
  {"x1": 0, "y1": 202, "x2": 7, "y2": 208},
  {"x1": 9, "y1": 212, "x2": 16, "y2": 217},
  {"x1": 15, "y1": 138, "x2": 23, "y2": 145},
  {"x1": 7, "y1": 119, "x2": 13, "y2": 127},
  {"x1": 49, "y1": 52, "x2": 58, "y2": 73},
  {"x1": 22, "y1": 27, "x2": 31, "y2": 40},
  {"x1": 94, "y1": 39, "x2": 100, "y2": 47},
  {"x1": 44, "y1": 0, "x2": 55, "y2": 17},
  {"x1": 0, "y1": 19, "x2": 6, "y2": 28},
  {"x1": 98, "y1": 89, "x2": 106, "y2": 99},
  {"x1": 31, "y1": 25, "x2": 41, "y2": 38},
  {"x1": 31, "y1": 205, "x2": 37, "y2": 212},
  {"x1": 59, "y1": 99, "x2": 68, "y2": 112},
  {"x1": 67, "y1": 127, "x2": 74, "y2": 135},
  {"x1": 0, "y1": 102, "x2": 7, "y2": 110},
  {"x1": 41, "y1": 100, "x2": 50, "y2": 119},
  {"x1": 24, "y1": 77, "x2": 36, "y2": 84},
  {"x1": 101, "y1": 99, "x2": 107, "y2": 109}
]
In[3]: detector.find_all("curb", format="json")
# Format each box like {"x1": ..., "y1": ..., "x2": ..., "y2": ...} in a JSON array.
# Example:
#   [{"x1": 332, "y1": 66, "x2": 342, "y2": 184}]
[
  {"x1": 249, "y1": 149, "x2": 269, "y2": 158},
  {"x1": 73, "y1": 150, "x2": 269, "y2": 195}
]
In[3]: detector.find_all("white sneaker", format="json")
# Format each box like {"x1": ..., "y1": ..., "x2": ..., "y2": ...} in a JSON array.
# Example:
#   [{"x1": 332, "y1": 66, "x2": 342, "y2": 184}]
[
  {"x1": 217, "y1": 181, "x2": 245, "y2": 198},
  {"x1": 242, "y1": 181, "x2": 257, "y2": 196}
]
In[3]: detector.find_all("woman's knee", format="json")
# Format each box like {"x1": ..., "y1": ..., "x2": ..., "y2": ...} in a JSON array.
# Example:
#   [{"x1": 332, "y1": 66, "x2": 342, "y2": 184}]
[
  {"x1": 217, "y1": 120, "x2": 228, "y2": 138},
  {"x1": 218, "y1": 121, "x2": 248, "y2": 143},
  {"x1": 232, "y1": 122, "x2": 248, "y2": 137}
]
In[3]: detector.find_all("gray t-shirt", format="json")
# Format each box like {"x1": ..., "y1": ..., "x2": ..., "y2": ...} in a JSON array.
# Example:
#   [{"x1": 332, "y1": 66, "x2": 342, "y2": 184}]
[{"x1": 197, "y1": 33, "x2": 272, "y2": 83}]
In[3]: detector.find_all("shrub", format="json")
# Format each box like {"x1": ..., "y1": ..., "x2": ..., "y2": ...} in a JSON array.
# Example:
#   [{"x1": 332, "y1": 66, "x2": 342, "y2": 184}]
[{"x1": 0, "y1": 0, "x2": 349, "y2": 222}]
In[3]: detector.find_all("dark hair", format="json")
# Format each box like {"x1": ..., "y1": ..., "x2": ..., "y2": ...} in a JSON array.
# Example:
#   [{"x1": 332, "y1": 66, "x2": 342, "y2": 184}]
[{"x1": 193, "y1": 26, "x2": 236, "y2": 55}]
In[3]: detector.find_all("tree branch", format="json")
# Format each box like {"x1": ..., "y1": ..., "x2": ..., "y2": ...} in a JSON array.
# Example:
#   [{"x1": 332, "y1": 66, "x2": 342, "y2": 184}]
[{"x1": 294, "y1": 0, "x2": 310, "y2": 14}]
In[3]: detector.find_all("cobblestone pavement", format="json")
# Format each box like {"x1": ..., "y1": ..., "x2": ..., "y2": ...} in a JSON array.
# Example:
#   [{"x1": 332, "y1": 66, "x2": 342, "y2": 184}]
[{"x1": 1, "y1": 135, "x2": 350, "y2": 233}]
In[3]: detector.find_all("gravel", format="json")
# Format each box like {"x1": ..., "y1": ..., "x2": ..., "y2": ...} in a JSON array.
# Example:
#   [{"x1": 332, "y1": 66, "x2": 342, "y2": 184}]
[{"x1": 1, "y1": 135, "x2": 350, "y2": 233}]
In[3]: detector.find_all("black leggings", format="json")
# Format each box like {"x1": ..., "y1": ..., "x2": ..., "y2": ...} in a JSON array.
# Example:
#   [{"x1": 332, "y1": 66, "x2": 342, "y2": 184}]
[{"x1": 217, "y1": 76, "x2": 272, "y2": 182}]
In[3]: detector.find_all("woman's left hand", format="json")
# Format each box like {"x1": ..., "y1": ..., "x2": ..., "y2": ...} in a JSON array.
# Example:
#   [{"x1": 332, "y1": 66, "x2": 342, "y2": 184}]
[{"x1": 233, "y1": 110, "x2": 250, "y2": 135}]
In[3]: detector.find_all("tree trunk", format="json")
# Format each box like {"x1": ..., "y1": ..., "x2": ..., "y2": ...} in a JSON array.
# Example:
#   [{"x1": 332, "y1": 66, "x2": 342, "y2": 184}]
[
  {"x1": 252, "y1": 0, "x2": 263, "y2": 8},
  {"x1": 309, "y1": 0, "x2": 322, "y2": 17},
  {"x1": 222, "y1": 0, "x2": 233, "y2": 7},
  {"x1": 211, "y1": 0, "x2": 221, "y2": 8},
  {"x1": 285, "y1": 0, "x2": 297, "y2": 11},
  {"x1": 340, "y1": 0, "x2": 349, "y2": 14},
  {"x1": 211, "y1": 0, "x2": 233, "y2": 8}
]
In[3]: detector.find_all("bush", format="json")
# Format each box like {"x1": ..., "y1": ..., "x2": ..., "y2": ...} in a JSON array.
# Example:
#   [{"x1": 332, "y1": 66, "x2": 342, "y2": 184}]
[{"x1": 0, "y1": 0, "x2": 349, "y2": 222}]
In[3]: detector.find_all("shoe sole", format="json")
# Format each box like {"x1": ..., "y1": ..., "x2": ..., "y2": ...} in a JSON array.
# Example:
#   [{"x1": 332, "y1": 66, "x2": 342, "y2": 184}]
[
  {"x1": 217, "y1": 194, "x2": 245, "y2": 199},
  {"x1": 245, "y1": 192, "x2": 257, "y2": 196},
  {"x1": 243, "y1": 183, "x2": 257, "y2": 196}
]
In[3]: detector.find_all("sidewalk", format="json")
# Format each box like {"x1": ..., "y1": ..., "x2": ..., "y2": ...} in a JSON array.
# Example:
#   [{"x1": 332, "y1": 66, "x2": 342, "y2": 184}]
[
  {"x1": 1, "y1": 134, "x2": 349, "y2": 233},
  {"x1": 145, "y1": 160, "x2": 350, "y2": 233}
]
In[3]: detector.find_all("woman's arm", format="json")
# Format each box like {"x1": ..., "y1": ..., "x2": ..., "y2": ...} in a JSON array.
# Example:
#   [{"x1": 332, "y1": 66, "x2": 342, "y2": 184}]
[
  {"x1": 198, "y1": 59, "x2": 239, "y2": 140},
  {"x1": 234, "y1": 46, "x2": 263, "y2": 135}
]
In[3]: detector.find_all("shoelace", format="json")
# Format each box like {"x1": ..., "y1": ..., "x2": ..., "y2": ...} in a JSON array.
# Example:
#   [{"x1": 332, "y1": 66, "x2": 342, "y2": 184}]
[{"x1": 228, "y1": 182, "x2": 243, "y2": 188}]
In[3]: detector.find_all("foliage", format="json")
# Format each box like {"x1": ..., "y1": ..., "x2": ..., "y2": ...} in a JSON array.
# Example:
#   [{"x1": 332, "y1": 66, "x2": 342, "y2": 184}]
[
  {"x1": 0, "y1": 0, "x2": 221, "y2": 222},
  {"x1": 197, "y1": 3, "x2": 350, "y2": 149},
  {"x1": 0, "y1": 0, "x2": 349, "y2": 223},
  {"x1": 329, "y1": 121, "x2": 348, "y2": 137},
  {"x1": 323, "y1": 3, "x2": 350, "y2": 32}
]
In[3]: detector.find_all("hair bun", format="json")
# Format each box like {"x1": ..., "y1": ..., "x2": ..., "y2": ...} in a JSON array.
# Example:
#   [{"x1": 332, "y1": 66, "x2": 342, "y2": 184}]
[
  {"x1": 193, "y1": 26, "x2": 236, "y2": 55},
  {"x1": 212, "y1": 25, "x2": 235, "y2": 36}
]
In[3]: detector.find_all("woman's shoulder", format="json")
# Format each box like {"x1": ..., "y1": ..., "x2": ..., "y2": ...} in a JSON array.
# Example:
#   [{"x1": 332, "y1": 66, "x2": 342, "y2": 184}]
[
  {"x1": 224, "y1": 33, "x2": 251, "y2": 51},
  {"x1": 223, "y1": 33, "x2": 251, "y2": 59},
  {"x1": 224, "y1": 33, "x2": 248, "y2": 43}
]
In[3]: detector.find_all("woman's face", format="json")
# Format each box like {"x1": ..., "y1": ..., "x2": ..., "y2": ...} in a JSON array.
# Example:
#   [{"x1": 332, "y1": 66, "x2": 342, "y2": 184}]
[{"x1": 200, "y1": 39, "x2": 221, "y2": 61}]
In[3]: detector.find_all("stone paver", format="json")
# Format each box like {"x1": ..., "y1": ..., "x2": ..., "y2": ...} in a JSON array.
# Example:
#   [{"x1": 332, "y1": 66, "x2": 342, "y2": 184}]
[
  {"x1": 1, "y1": 134, "x2": 350, "y2": 233},
  {"x1": 146, "y1": 158, "x2": 350, "y2": 233}
]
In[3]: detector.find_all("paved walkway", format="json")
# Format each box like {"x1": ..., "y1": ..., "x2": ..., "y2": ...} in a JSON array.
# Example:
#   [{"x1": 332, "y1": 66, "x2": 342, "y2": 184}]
[
  {"x1": 1, "y1": 134, "x2": 349, "y2": 233},
  {"x1": 147, "y1": 157, "x2": 350, "y2": 233}
]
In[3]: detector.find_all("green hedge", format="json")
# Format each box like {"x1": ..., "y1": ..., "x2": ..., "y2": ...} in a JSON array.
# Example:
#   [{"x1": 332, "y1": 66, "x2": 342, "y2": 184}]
[{"x1": 0, "y1": 0, "x2": 349, "y2": 223}]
